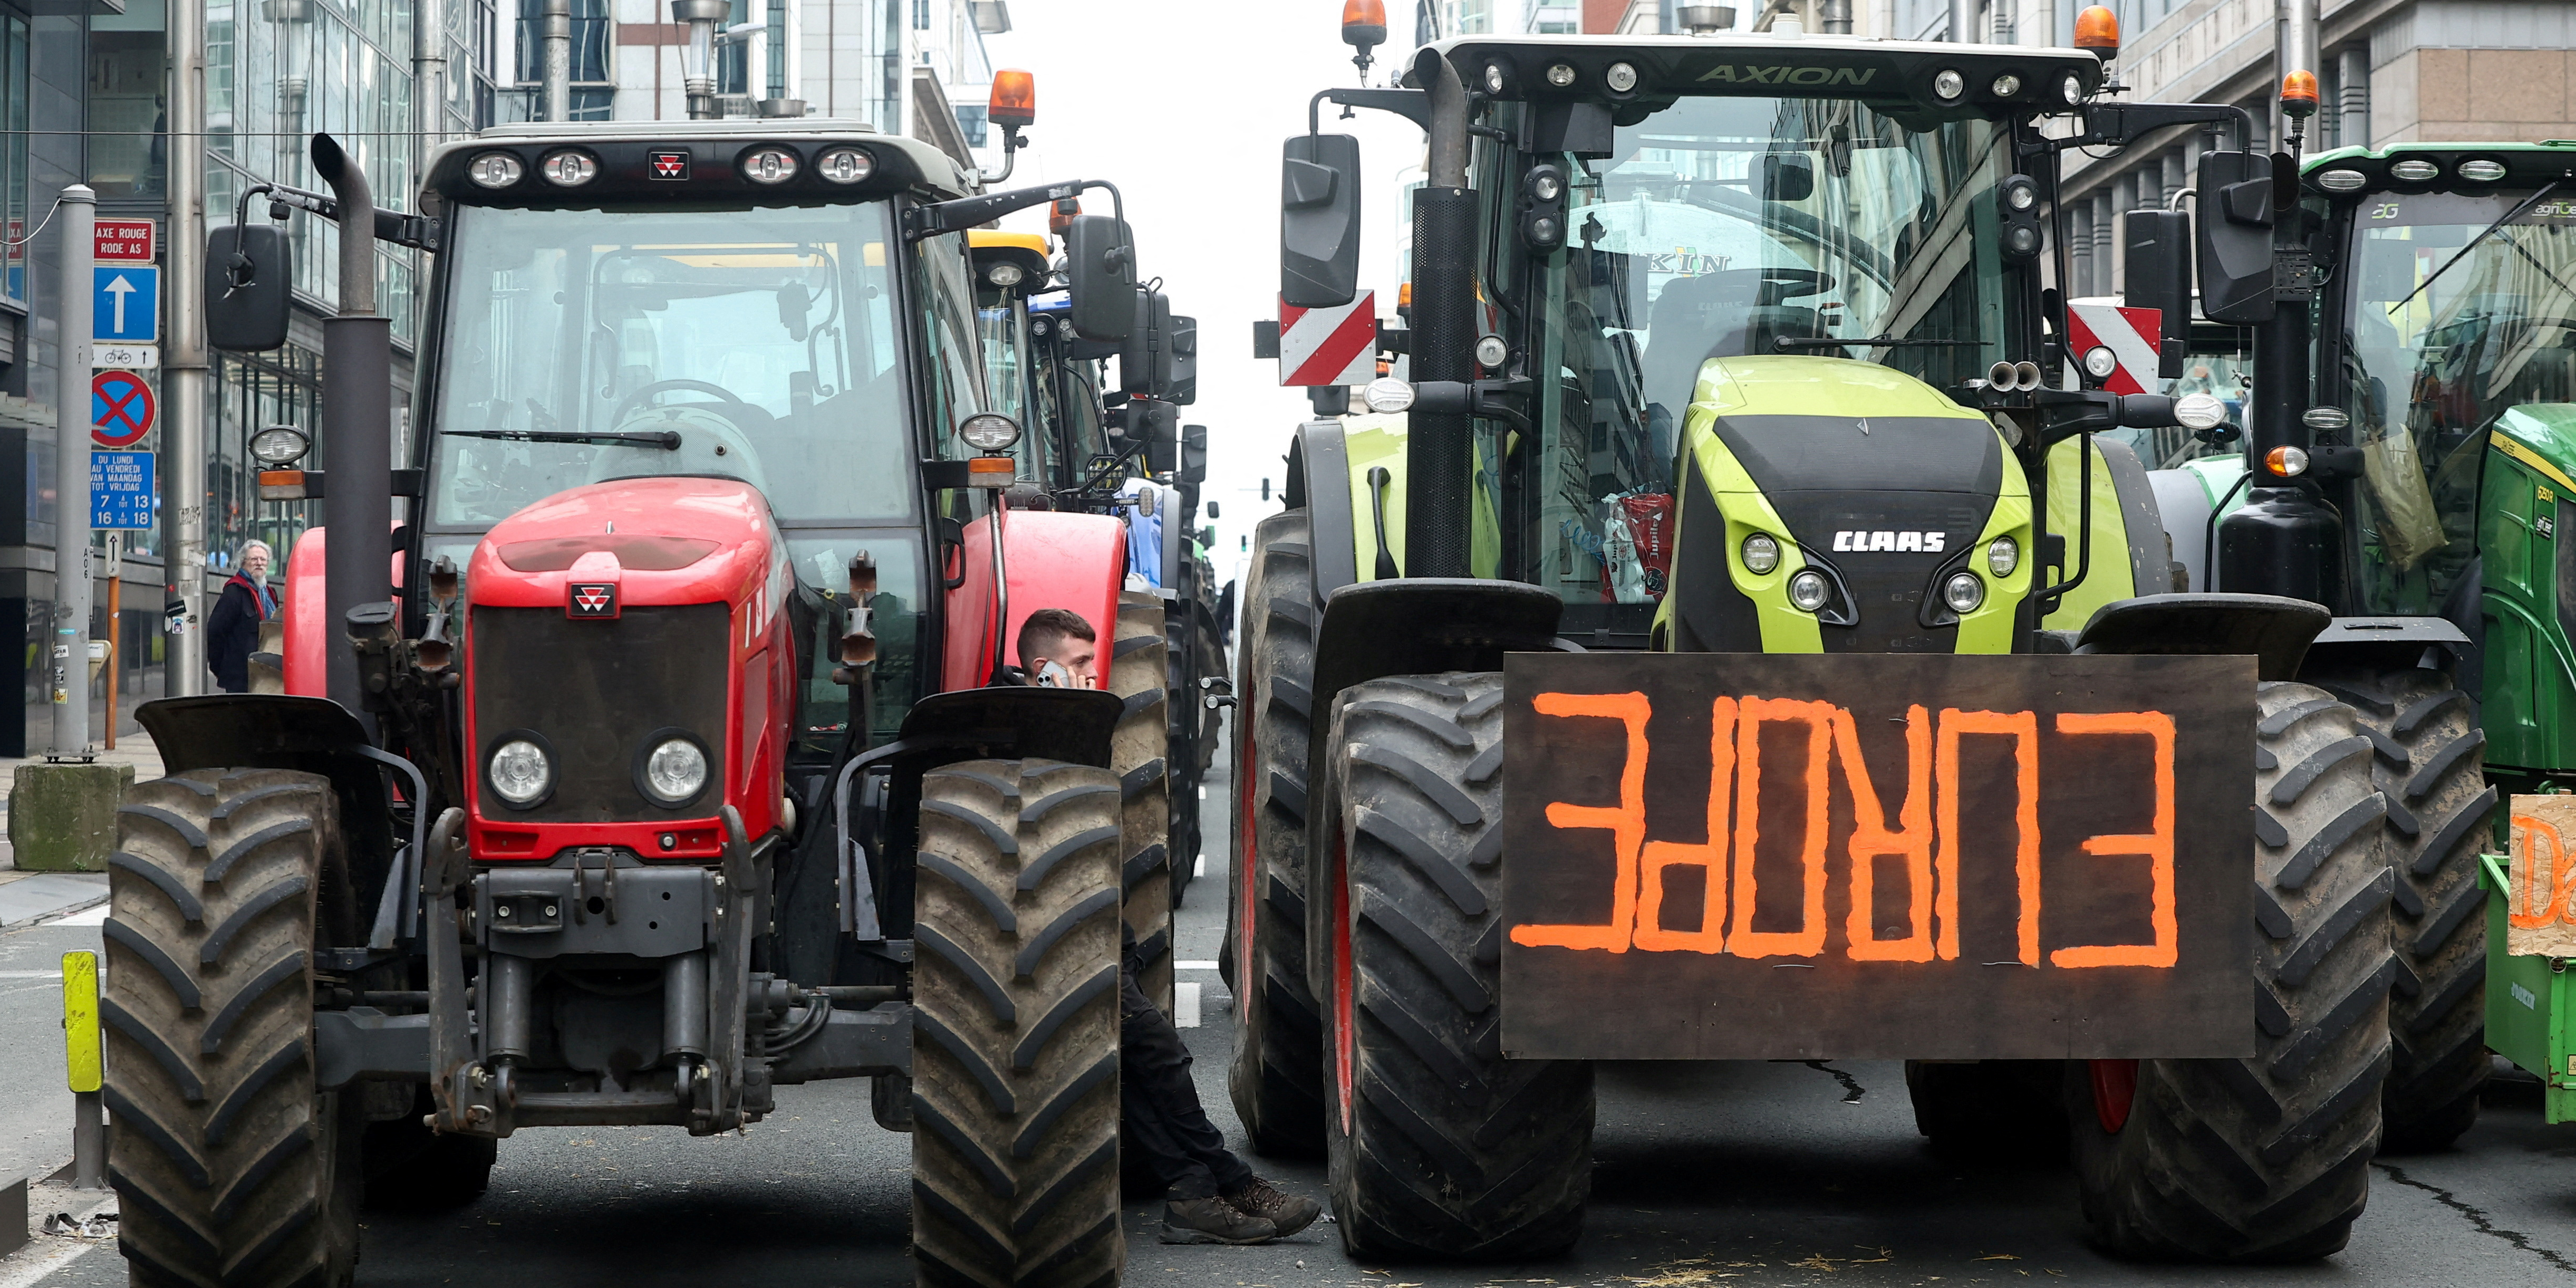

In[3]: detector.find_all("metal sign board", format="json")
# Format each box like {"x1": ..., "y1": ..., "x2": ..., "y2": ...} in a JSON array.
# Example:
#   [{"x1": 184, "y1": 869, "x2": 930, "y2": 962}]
[
  {"x1": 93, "y1": 219, "x2": 156, "y2": 263},
  {"x1": 90, "y1": 451, "x2": 153, "y2": 530},
  {"x1": 2067, "y1": 303, "x2": 2162, "y2": 396},
  {"x1": 94, "y1": 343, "x2": 158, "y2": 370},
  {"x1": 1277, "y1": 290, "x2": 1376, "y2": 388},
  {"x1": 94, "y1": 265, "x2": 159, "y2": 344},
  {"x1": 91, "y1": 371, "x2": 154, "y2": 446},
  {"x1": 1499, "y1": 652, "x2": 2254, "y2": 1062}
]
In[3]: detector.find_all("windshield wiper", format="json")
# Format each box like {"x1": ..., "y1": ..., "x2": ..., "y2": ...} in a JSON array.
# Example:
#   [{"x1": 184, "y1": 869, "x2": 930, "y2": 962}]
[
  {"x1": 1772, "y1": 336, "x2": 1985, "y2": 352},
  {"x1": 2395, "y1": 178, "x2": 2564, "y2": 312},
  {"x1": 441, "y1": 429, "x2": 683, "y2": 450}
]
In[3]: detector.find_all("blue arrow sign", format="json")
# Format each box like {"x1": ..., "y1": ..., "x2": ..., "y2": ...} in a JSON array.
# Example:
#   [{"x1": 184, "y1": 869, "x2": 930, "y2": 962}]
[
  {"x1": 94, "y1": 266, "x2": 159, "y2": 344},
  {"x1": 90, "y1": 451, "x2": 153, "y2": 530}
]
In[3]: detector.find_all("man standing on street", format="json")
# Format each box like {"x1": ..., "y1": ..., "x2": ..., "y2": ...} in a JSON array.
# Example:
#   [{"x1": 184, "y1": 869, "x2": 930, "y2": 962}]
[{"x1": 205, "y1": 539, "x2": 276, "y2": 693}]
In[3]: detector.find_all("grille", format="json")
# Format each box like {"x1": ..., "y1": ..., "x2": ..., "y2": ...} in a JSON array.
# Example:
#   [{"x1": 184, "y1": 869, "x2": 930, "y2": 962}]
[{"x1": 470, "y1": 603, "x2": 731, "y2": 822}]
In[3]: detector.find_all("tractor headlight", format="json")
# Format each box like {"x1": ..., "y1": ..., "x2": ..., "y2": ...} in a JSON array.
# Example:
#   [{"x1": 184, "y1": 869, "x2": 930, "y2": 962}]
[
  {"x1": 538, "y1": 149, "x2": 599, "y2": 187},
  {"x1": 1362, "y1": 378, "x2": 1416, "y2": 415},
  {"x1": 1943, "y1": 571, "x2": 1986, "y2": 614},
  {"x1": 815, "y1": 146, "x2": 874, "y2": 184},
  {"x1": 741, "y1": 146, "x2": 800, "y2": 184},
  {"x1": 1741, "y1": 533, "x2": 1781, "y2": 575},
  {"x1": 1986, "y1": 536, "x2": 2019, "y2": 578},
  {"x1": 466, "y1": 151, "x2": 525, "y2": 188},
  {"x1": 1932, "y1": 69, "x2": 1965, "y2": 101},
  {"x1": 249, "y1": 425, "x2": 311, "y2": 467},
  {"x1": 1788, "y1": 570, "x2": 1830, "y2": 613},
  {"x1": 640, "y1": 735, "x2": 710, "y2": 806},
  {"x1": 2082, "y1": 345, "x2": 2119, "y2": 380},
  {"x1": 2265, "y1": 446, "x2": 2310, "y2": 477},
  {"x1": 2389, "y1": 158, "x2": 2440, "y2": 182},
  {"x1": 487, "y1": 738, "x2": 554, "y2": 807},
  {"x1": 959, "y1": 412, "x2": 1023, "y2": 451},
  {"x1": 2174, "y1": 391, "x2": 2228, "y2": 431}
]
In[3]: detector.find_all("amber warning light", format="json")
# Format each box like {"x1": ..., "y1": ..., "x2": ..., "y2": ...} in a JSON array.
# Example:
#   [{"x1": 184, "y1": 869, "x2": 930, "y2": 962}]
[
  {"x1": 1342, "y1": 0, "x2": 1387, "y2": 49},
  {"x1": 2073, "y1": 4, "x2": 2118, "y2": 53},
  {"x1": 2279, "y1": 70, "x2": 2320, "y2": 117},
  {"x1": 989, "y1": 69, "x2": 1036, "y2": 129}
]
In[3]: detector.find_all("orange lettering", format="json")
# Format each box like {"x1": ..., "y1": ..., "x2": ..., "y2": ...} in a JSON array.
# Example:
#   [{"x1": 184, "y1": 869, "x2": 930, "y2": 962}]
[
  {"x1": 2049, "y1": 712, "x2": 2178, "y2": 968},
  {"x1": 1834, "y1": 705, "x2": 1935, "y2": 962},
  {"x1": 1729, "y1": 698, "x2": 1835, "y2": 958},
  {"x1": 1936, "y1": 709, "x2": 2041, "y2": 964},
  {"x1": 1513, "y1": 691, "x2": 1653, "y2": 953},
  {"x1": 1636, "y1": 697, "x2": 1736, "y2": 954},
  {"x1": 2510, "y1": 814, "x2": 2574, "y2": 929}
]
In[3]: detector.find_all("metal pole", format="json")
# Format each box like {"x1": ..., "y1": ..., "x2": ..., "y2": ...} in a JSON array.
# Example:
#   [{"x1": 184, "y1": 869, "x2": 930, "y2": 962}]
[
  {"x1": 310, "y1": 137, "x2": 390, "y2": 723},
  {"x1": 676, "y1": 0, "x2": 725, "y2": 120},
  {"x1": 103, "y1": 533, "x2": 119, "y2": 750},
  {"x1": 2277, "y1": 0, "x2": 2319, "y2": 148},
  {"x1": 52, "y1": 185, "x2": 94, "y2": 758},
  {"x1": 1951, "y1": 0, "x2": 1979, "y2": 42},
  {"x1": 166, "y1": 0, "x2": 209, "y2": 697},
  {"x1": 415, "y1": 0, "x2": 448, "y2": 155},
  {"x1": 542, "y1": 0, "x2": 572, "y2": 122}
]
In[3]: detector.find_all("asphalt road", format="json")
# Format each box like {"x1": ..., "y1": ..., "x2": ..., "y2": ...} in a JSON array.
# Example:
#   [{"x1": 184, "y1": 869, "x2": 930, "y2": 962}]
[{"x1": 6, "y1": 710, "x2": 2574, "y2": 1285}]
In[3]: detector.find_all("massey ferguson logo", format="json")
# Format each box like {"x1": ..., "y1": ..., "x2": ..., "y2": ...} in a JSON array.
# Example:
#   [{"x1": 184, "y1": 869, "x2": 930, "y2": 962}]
[
  {"x1": 1833, "y1": 530, "x2": 1947, "y2": 553},
  {"x1": 648, "y1": 150, "x2": 690, "y2": 180},
  {"x1": 568, "y1": 583, "x2": 620, "y2": 618}
]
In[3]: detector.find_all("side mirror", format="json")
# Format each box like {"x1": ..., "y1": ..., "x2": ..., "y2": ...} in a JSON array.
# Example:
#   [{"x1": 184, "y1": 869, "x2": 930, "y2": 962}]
[
  {"x1": 1120, "y1": 290, "x2": 1172, "y2": 398},
  {"x1": 1281, "y1": 133, "x2": 1363, "y2": 308},
  {"x1": 1167, "y1": 315, "x2": 1198, "y2": 406},
  {"x1": 1761, "y1": 153, "x2": 1815, "y2": 204},
  {"x1": 2194, "y1": 150, "x2": 2276, "y2": 325},
  {"x1": 206, "y1": 224, "x2": 292, "y2": 352},
  {"x1": 2121, "y1": 209, "x2": 2192, "y2": 379},
  {"x1": 1064, "y1": 214, "x2": 1136, "y2": 342},
  {"x1": 1180, "y1": 423, "x2": 1208, "y2": 486},
  {"x1": 1121, "y1": 399, "x2": 1177, "y2": 474},
  {"x1": 1205, "y1": 501, "x2": 1220, "y2": 520}
]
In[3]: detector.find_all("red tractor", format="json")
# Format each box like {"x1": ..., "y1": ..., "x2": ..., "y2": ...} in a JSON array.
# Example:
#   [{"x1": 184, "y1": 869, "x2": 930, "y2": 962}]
[{"x1": 107, "y1": 112, "x2": 1167, "y2": 1287}]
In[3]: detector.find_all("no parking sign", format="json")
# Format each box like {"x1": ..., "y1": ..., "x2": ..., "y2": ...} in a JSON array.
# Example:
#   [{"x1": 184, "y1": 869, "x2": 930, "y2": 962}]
[{"x1": 91, "y1": 370, "x2": 153, "y2": 447}]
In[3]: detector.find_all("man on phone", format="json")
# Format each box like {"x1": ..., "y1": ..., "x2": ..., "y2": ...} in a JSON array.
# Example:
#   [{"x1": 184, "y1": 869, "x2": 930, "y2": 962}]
[{"x1": 1011, "y1": 605, "x2": 1319, "y2": 1244}]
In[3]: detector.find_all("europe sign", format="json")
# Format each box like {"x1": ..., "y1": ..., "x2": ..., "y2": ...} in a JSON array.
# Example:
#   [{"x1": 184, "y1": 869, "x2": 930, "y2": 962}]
[{"x1": 1500, "y1": 652, "x2": 2254, "y2": 1061}]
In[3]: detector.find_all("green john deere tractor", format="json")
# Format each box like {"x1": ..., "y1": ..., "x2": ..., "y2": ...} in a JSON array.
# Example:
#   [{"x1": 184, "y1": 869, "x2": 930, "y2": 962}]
[
  {"x1": 1230, "y1": 14, "x2": 2457, "y2": 1265},
  {"x1": 2141, "y1": 139, "x2": 2576, "y2": 1126}
]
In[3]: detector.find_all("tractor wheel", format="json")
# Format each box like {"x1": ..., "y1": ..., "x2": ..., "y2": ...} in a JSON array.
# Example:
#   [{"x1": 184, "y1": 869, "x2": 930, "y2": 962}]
[
  {"x1": 1226, "y1": 511, "x2": 1328, "y2": 1156},
  {"x1": 1165, "y1": 598, "x2": 1198, "y2": 910},
  {"x1": 2309, "y1": 664, "x2": 2496, "y2": 1150},
  {"x1": 2069, "y1": 683, "x2": 2392, "y2": 1262},
  {"x1": 912, "y1": 758, "x2": 1123, "y2": 1288},
  {"x1": 1114, "y1": 590, "x2": 1175, "y2": 1016},
  {"x1": 105, "y1": 769, "x2": 365, "y2": 1287},
  {"x1": 1318, "y1": 672, "x2": 1592, "y2": 1260},
  {"x1": 1902, "y1": 1061, "x2": 2067, "y2": 1160}
]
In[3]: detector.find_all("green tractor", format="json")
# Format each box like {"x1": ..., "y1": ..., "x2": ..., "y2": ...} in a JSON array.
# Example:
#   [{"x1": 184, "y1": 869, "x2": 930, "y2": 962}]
[
  {"x1": 2143, "y1": 139, "x2": 2576, "y2": 1124},
  {"x1": 1230, "y1": 9, "x2": 2461, "y2": 1264}
]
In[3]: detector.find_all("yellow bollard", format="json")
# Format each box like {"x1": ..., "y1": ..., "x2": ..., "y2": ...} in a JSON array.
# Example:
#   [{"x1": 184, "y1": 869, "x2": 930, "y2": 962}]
[{"x1": 61, "y1": 950, "x2": 104, "y2": 1189}]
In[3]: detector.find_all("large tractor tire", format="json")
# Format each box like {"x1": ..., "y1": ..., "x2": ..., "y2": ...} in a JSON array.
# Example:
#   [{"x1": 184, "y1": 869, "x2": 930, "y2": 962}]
[
  {"x1": 913, "y1": 759, "x2": 1124, "y2": 1288},
  {"x1": 1316, "y1": 672, "x2": 1592, "y2": 1260},
  {"x1": 2070, "y1": 683, "x2": 2393, "y2": 1262},
  {"x1": 2309, "y1": 664, "x2": 2495, "y2": 1150},
  {"x1": 1226, "y1": 511, "x2": 1328, "y2": 1156},
  {"x1": 1113, "y1": 590, "x2": 1175, "y2": 1016},
  {"x1": 104, "y1": 769, "x2": 365, "y2": 1287}
]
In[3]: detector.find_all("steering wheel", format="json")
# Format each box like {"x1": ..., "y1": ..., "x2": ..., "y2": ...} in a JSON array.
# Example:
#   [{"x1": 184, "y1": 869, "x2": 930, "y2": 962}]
[{"x1": 611, "y1": 379, "x2": 745, "y2": 426}]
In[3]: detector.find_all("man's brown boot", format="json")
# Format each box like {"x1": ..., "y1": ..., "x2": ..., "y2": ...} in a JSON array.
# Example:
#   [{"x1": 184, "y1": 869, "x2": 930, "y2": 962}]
[
  {"x1": 1222, "y1": 1177, "x2": 1321, "y2": 1238},
  {"x1": 1159, "y1": 1196, "x2": 1279, "y2": 1245}
]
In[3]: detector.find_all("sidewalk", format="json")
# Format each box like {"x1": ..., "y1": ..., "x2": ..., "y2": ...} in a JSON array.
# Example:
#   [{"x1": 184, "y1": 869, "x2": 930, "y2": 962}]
[{"x1": 0, "y1": 731, "x2": 162, "y2": 926}]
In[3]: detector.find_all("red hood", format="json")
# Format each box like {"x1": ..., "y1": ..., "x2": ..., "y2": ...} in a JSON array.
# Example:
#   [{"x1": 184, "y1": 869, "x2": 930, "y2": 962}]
[{"x1": 467, "y1": 476, "x2": 783, "y2": 612}]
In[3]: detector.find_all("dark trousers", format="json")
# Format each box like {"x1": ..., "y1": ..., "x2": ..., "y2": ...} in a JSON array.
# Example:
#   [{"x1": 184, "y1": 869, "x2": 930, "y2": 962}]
[{"x1": 1120, "y1": 970, "x2": 1251, "y2": 1200}]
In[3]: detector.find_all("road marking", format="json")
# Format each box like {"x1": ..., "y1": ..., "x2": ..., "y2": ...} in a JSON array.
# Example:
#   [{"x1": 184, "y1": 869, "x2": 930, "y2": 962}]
[
  {"x1": 1197, "y1": 786, "x2": 1206, "y2": 800},
  {"x1": 1175, "y1": 960, "x2": 1219, "y2": 970},
  {"x1": 1173, "y1": 982, "x2": 1201, "y2": 1028},
  {"x1": 0, "y1": 1238, "x2": 98, "y2": 1288},
  {"x1": 51, "y1": 905, "x2": 109, "y2": 927},
  {"x1": 1192, "y1": 853, "x2": 1205, "y2": 877}
]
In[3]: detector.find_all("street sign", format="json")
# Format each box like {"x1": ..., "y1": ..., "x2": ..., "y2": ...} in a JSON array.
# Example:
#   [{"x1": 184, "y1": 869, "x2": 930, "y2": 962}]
[
  {"x1": 94, "y1": 344, "x2": 157, "y2": 370},
  {"x1": 93, "y1": 219, "x2": 155, "y2": 263},
  {"x1": 91, "y1": 370, "x2": 155, "y2": 446},
  {"x1": 90, "y1": 451, "x2": 153, "y2": 530},
  {"x1": 93, "y1": 265, "x2": 159, "y2": 344}
]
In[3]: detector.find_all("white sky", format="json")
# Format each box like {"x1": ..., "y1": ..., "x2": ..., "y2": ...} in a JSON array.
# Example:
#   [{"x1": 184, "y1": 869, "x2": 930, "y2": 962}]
[{"x1": 977, "y1": 2, "x2": 1431, "y2": 590}]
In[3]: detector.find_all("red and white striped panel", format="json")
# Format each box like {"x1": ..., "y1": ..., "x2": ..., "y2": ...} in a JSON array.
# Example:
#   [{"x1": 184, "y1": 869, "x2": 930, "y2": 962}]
[
  {"x1": 1278, "y1": 290, "x2": 1377, "y2": 388},
  {"x1": 2066, "y1": 303, "x2": 2162, "y2": 396}
]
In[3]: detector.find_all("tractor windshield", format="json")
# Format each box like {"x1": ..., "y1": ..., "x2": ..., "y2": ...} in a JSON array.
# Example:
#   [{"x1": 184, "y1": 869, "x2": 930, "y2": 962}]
[
  {"x1": 426, "y1": 200, "x2": 928, "y2": 528},
  {"x1": 1519, "y1": 93, "x2": 2013, "y2": 621},
  {"x1": 2330, "y1": 189, "x2": 2576, "y2": 613}
]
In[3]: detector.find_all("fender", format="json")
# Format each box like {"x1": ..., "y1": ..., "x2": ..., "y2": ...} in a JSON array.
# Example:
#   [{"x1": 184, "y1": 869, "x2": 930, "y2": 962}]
[
  {"x1": 279, "y1": 525, "x2": 409, "y2": 697},
  {"x1": 2072, "y1": 592, "x2": 2330, "y2": 680},
  {"x1": 941, "y1": 510, "x2": 1126, "y2": 689},
  {"x1": 134, "y1": 694, "x2": 402, "y2": 947}
]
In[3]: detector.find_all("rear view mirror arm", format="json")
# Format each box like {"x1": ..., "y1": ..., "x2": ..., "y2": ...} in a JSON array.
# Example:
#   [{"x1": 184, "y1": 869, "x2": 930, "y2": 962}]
[
  {"x1": 907, "y1": 178, "x2": 1125, "y2": 242},
  {"x1": 1311, "y1": 87, "x2": 1429, "y2": 135}
]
